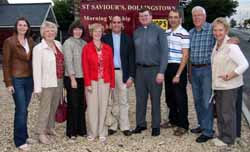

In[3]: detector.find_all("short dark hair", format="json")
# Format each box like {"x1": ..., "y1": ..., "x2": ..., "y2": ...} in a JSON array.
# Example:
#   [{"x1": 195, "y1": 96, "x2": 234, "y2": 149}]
[
  {"x1": 169, "y1": 9, "x2": 182, "y2": 18},
  {"x1": 68, "y1": 20, "x2": 84, "y2": 38},
  {"x1": 14, "y1": 17, "x2": 31, "y2": 38},
  {"x1": 138, "y1": 7, "x2": 152, "y2": 15}
]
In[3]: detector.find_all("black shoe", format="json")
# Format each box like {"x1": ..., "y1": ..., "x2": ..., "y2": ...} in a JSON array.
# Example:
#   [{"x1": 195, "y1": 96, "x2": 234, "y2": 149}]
[
  {"x1": 123, "y1": 130, "x2": 132, "y2": 136},
  {"x1": 151, "y1": 128, "x2": 160, "y2": 136},
  {"x1": 196, "y1": 134, "x2": 213, "y2": 143},
  {"x1": 132, "y1": 126, "x2": 147, "y2": 134},
  {"x1": 108, "y1": 129, "x2": 117, "y2": 136},
  {"x1": 190, "y1": 127, "x2": 202, "y2": 134}
]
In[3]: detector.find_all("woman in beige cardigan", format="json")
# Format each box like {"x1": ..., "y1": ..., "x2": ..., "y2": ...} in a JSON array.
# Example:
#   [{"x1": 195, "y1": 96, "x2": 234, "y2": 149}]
[
  {"x1": 33, "y1": 21, "x2": 64, "y2": 144},
  {"x1": 211, "y1": 17, "x2": 249, "y2": 146}
]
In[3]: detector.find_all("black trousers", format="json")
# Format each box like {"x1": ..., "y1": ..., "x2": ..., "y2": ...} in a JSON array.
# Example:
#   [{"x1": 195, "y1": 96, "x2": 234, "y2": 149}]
[
  {"x1": 164, "y1": 63, "x2": 189, "y2": 129},
  {"x1": 64, "y1": 77, "x2": 87, "y2": 137}
]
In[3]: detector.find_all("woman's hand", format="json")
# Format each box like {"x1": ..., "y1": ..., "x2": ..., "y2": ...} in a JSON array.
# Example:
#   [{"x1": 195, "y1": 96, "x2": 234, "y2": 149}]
[
  {"x1": 219, "y1": 74, "x2": 229, "y2": 81},
  {"x1": 219, "y1": 72, "x2": 238, "y2": 81},
  {"x1": 87, "y1": 86, "x2": 92, "y2": 92},
  {"x1": 71, "y1": 78, "x2": 77, "y2": 88},
  {"x1": 7, "y1": 86, "x2": 15, "y2": 94},
  {"x1": 33, "y1": 92, "x2": 41, "y2": 100}
]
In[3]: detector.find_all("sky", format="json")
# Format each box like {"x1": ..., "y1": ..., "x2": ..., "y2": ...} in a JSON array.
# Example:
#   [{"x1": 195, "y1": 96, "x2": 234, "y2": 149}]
[{"x1": 232, "y1": 0, "x2": 250, "y2": 22}]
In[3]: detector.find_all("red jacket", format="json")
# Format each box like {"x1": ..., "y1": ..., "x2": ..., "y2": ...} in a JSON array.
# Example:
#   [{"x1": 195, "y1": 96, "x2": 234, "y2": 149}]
[{"x1": 82, "y1": 41, "x2": 115, "y2": 88}]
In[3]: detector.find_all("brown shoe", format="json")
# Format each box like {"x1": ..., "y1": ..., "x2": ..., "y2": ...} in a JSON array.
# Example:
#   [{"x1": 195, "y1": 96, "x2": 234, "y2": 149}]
[
  {"x1": 39, "y1": 134, "x2": 51, "y2": 145},
  {"x1": 160, "y1": 121, "x2": 176, "y2": 129},
  {"x1": 173, "y1": 127, "x2": 188, "y2": 136}
]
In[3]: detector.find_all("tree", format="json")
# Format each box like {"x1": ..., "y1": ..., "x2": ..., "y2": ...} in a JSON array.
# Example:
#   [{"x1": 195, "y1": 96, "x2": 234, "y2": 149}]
[
  {"x1": 243, "y1": 19, "x2": 250, "y2": 28},
  {"x1": 53, "y1": 0, "x2": 74, "y2": 31},
  {"x1": 230, "y1": 19, "x2": 237, "y2": 28},
  {"x1": 183, "y1": 0, "x2": 238, "y2": 30}
]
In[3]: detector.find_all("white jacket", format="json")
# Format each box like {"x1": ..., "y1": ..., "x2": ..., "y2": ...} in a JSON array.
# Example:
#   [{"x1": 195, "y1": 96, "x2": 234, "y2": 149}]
[
  {"x1": 33, "y1": 39, "x2": 63, "y2": 93},
  {"x1": 211, "y1": 36, "x2": 249, "y2": 90}
]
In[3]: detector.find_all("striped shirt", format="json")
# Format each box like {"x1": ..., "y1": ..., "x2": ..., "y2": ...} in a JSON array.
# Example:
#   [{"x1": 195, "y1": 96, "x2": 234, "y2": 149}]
[
  {"x1": 189, "y1": 22, "x2": 215, "y2": 64},
  {"x1": 165, "y1": 25, "x2": 190, "y2": 63}
]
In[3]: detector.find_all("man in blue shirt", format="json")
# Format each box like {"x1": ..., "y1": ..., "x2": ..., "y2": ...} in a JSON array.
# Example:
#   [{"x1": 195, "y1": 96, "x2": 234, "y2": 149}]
[{"x1": 189, "y1": 6, "x2": 214, "y2": 143}]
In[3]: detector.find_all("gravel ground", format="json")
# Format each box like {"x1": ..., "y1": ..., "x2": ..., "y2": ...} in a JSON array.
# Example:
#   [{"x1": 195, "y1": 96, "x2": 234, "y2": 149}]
[{"x1": 0, "y1": 71, "x2": 250, "y2": 152}]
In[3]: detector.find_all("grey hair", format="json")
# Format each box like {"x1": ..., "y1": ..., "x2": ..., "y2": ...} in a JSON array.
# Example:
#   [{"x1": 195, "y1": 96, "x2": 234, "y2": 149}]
[
  {"x1": 40, "y1": 21, "x2": 58, "y2": 37},
  {"x1": 192, "y1": 6, "x2": 206, "y2": 15}
]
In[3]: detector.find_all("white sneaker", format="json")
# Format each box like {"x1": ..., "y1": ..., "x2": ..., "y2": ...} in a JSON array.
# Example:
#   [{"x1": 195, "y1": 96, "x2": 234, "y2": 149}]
[
  {"x1": 18, "y1": 144, "x2": 30, "y2": 151},
  {"x1": 212, "y1": 138, "x2": 227, "y2": 146}
]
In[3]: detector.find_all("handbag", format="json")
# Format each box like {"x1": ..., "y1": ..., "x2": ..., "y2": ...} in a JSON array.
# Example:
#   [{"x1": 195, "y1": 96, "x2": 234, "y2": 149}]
[{"x1": 55, "y1": 96, "x2": 67, "y2": 123}]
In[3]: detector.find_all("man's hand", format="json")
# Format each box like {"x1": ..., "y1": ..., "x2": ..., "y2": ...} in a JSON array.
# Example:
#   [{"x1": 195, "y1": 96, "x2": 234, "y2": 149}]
[
  {"x1": 126, "y1": 79, "x2": 133, "y2": 88},
  {"x1": 172, "y1": 76, "x2": 180, "y2": 84},
  {"x1": 156, "y1": 73, "x2": 164, "y2": 84},
  {"x1": 227, "y1": 37, "x2": 240, "y2": 45}
]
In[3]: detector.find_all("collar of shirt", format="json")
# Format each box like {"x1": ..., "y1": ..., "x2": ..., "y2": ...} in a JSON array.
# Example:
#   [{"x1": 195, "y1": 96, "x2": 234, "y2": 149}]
[
  {"x1": 40, "y1": 39, "x2": 61, "y2": 52},
  {"x1": 169, "y1": 25, "x2": 182, "y2": 33},
  {"x1": 112, "y1": 32, "x2": 121, "y2": 38},
  {"x1": 195, "y1": 22, "x2": 210, "y2": 32},
  {"x1": 23, "y1": 38, "x2": 30, "y2": 53},
  {"x1": 143, "y1": 22, "x2": 154, "y2": 29}
]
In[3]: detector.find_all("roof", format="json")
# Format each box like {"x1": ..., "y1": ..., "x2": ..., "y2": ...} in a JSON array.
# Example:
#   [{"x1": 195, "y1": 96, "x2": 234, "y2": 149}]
[{"x1": 0, "y1": 3, "x2": 58, "y2": 28}]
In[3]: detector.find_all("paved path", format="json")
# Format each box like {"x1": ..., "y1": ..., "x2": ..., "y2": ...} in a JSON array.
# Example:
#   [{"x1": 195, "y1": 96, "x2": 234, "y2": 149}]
[
  {"x1": 230, "y1": 29, "x2": 250, "y2": 112},
  {"x1": 0, "y1": 70, "x2": 250, "y2": 152}
]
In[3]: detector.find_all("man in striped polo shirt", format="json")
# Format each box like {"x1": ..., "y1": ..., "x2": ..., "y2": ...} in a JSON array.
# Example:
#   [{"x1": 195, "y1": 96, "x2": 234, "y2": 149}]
[{"x1": 161, "y1": 9, "x2": 190, "y2": 136}]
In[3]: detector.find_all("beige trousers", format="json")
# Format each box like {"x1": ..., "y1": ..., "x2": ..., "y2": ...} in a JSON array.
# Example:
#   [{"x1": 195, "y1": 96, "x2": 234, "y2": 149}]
[
  {"x1": 36, "y1": 79, "x2": 63, "y2": 134},
  {"x1": 107, "y1": 70, "x2": 130, "y2": 131},
  {"x1": 86, "y1": 79, "x2": 110, "y2": 137}
]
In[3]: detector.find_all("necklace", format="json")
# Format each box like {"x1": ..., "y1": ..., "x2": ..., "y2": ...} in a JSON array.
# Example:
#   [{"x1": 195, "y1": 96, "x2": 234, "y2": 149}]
[{"x1": 94, "y1": 43, "x2": 102, "y2": 52}]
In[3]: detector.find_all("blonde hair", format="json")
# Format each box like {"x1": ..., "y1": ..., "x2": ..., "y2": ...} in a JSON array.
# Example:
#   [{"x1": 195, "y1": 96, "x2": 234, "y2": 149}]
[
  {"x1": 88, "y1": 23, "x2": 104, "y2": 37},
  {"x1": 212, "y1": 17, "x2": 230, "y2": 32},
  {"x1": 192, "y1": 6, "x2": 206, "y2": 15},
  {"x1": 40, "y1": 21, "x2": 58, "y2": 37}
]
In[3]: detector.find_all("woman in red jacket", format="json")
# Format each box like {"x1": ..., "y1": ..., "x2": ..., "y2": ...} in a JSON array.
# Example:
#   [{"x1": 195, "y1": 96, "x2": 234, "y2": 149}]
[{"x1": 82, "y1": 23, "x2": 115, "y2": 143}]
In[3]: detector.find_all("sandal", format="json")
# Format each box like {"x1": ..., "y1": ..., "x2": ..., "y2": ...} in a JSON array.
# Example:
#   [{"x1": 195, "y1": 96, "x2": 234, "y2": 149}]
[{"x1": 18, "y1": 144, "x2": 30, "y2": 151}]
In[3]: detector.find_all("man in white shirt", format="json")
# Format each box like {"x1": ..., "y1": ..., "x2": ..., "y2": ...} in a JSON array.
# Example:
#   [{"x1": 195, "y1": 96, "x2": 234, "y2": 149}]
[{"x1": 161, "y1": 10, "x2": 190, "y2": 136}]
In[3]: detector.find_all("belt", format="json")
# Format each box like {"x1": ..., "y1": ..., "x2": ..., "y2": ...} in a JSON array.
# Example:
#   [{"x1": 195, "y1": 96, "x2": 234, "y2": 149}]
[
  {"x1": 192, "y1": 64, "x2": 211, "y2": 68},
  {"x1": 115, "y1": 68, "x2": 121, "y2": 70},
  {"x1": 137, "y1": 64, "x2": 158, "y2": 68}
]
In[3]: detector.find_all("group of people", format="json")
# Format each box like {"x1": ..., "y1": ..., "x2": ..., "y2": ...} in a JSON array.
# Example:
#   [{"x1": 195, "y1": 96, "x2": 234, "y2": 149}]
[{"x1": 2, "y1": 5, "x2": 249, "y2": 151}]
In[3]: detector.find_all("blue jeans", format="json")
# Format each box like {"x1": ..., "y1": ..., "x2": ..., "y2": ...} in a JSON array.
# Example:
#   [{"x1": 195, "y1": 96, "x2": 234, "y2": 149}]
[
  {"x1": 191, "y1": 66, "x2": 213, "y2": 137},
  {"x1": 12, "y1": 77, "x2": 33, "y2": 147}
]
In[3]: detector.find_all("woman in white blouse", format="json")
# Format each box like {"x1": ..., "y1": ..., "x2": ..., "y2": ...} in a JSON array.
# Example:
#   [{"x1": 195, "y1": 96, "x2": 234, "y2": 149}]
[{"x1": 211, "y1": 17, "x2": 249, "y2": 146}]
